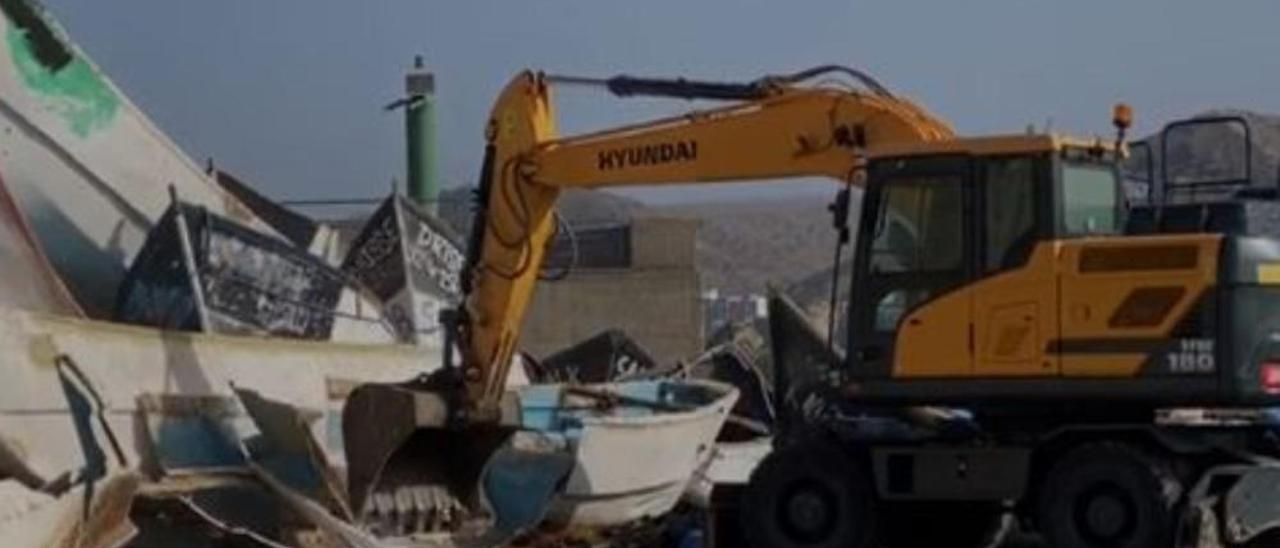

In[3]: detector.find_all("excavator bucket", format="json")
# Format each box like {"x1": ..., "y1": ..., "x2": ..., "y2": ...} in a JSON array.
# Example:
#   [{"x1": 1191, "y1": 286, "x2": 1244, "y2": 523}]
[{"x1": 342, "y1": 380, "x2": 519, "y2": 537}]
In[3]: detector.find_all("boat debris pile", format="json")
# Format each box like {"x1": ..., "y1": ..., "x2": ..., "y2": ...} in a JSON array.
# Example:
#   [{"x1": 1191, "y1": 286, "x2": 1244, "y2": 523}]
[
  {"x1": 0, "y1": 1, "x2": 781, "y2": 546},
  {"x1": 116, "y1": 200, "x2": 394, "y2": 343},
  {"x1": 341, "y1": 194, "x2": 466, "y2": 343}
]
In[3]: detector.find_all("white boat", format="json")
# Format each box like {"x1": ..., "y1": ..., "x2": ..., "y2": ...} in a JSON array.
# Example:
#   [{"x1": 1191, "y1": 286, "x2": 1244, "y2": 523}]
[
  {"x1": 0, "y1": 304, "x2": 438, "y2": 545},
  {"x1": 0, "y1": 158, "x2": 432, "y2": 545},
  {"x1": 510, "y1": 379, "x2": 739, "y2": 528},
  {"x1": 0, "y1": 0, "x2": 276, "y2": 317}
]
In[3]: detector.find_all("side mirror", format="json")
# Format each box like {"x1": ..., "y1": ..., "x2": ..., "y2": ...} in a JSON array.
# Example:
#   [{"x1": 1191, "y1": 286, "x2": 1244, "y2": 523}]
[{"x1": 828, "y1": 186, "x2": 852, "y2": 244}]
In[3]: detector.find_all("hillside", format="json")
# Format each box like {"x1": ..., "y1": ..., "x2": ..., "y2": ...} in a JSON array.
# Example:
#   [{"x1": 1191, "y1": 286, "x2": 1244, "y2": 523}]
[
  {"x1": 437, "y1": 186, "x2": 650, "y2": 234},
  {"x1": 437, "y1": 186, "x2": 852, "y2": 297},
  {"x1": 657, "y1": 197, "x2": 851, "y2": 295}
]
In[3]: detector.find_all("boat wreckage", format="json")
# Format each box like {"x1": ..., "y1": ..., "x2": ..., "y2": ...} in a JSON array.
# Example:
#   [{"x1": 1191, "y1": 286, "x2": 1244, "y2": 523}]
[{"x1": 0, "y1": 2, "x2": 769, "y2": 546}]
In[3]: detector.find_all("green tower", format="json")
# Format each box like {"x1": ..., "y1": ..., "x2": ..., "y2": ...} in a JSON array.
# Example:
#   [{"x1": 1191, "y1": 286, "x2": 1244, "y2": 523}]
[{"x1": 404, "y1": 56, "x2": 438, "y2": 214}]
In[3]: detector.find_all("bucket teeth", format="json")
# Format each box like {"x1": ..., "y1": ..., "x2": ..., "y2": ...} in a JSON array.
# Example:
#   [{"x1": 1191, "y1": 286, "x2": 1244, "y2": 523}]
[
  {"x1": 367, "y1": 492, "x2": 397, "y2": 535},
  {"x1": 411, "y1": 486, "x2": 431, "y2": 532},
  {"x1": 361, "y1": 484, "x2": 470, "y2": 536},
  {"x1": 394, "y1": 487, "x2": 415, "y2": 534}
]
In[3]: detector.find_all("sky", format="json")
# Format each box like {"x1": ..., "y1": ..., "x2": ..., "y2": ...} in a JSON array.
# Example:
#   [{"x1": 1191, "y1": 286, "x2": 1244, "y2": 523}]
[{"x1": 41, "y1": 0, "x2": 1280, "y2": 206}]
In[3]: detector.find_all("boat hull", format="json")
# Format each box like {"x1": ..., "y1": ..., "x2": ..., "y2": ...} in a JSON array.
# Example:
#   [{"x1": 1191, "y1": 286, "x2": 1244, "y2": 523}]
[
  {"x1": 0, "y1": 2, "x2": 270, "y2": 316},
  {"x1": 0, "y1": 306, "x2": 435, "y2": 501},
  {"x1": 517, "y1": 380, "x2": 738, "y2": 528}
]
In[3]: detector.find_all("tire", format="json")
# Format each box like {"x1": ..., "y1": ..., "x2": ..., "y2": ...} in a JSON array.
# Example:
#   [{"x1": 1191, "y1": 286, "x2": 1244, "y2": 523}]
[
  {"x1": 881, "y1": 502, "x2": 1010, "y2": 548},
  {"x1": 1242, "y1": 531, "x2": 1280, "y2": 548},
  {"x1": 1037, "y1": 442, "x2": 1181, "y2": 548},
  {"x1": 741, "y1": 439, "x2": 875, "y2": 548}
]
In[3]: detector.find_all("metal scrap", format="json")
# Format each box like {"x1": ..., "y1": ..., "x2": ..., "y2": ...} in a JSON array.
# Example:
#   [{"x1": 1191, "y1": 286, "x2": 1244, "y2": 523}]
[
  {"x1": 137, "y1": 392, "x2": 245, "y2": 474},
  {"x1": 234, "y1": 385, "x2": 352, "y2": 521}
]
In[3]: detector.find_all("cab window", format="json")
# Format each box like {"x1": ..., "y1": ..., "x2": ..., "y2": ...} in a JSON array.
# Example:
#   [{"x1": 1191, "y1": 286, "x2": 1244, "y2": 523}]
[
  {"x1": 870, "y1": 174, "x2": 965, "y2": 274},
  {"x1": 866, "y1": 167, "x2": 967, "y2": 332},
  {"x1": 1061, "y1": 162, "x2": 1120, "y2": 236},
  {"x1": 983, "y1": 157, "x2": 1038, "y2": 272},
  {"x1": 852, "y1": 155, "x2": 971, "y2": 375}
]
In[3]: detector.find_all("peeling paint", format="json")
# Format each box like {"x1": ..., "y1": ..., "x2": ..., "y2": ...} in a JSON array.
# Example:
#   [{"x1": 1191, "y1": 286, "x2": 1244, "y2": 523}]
[
  {"x1": 5, "y1": 28, "x2": 119, "y2": 138},
  {"x1": 27, "y1": 332, "x2": 59, "y2": 368},
  {"x1": 2, "y1": 1, "x2": 118, "y2": 138}
]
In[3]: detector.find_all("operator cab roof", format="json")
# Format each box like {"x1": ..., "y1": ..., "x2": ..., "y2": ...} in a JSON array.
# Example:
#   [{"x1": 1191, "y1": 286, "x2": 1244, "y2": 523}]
[{"x1": 867, "y1": 134, "x2": 1117, "y2": 160}]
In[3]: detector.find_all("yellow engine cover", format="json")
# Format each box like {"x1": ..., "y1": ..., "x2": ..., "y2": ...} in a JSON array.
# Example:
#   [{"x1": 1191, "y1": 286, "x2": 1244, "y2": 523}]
[{"x1": 892, "y1": 234, "x2": 1221, "y2": 380}]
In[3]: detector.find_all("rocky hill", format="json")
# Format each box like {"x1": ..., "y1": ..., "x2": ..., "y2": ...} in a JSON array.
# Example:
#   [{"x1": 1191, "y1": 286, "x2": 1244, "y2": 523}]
[
  {"x1": 658, "y1": 197, "x2": 849, "y2": 295},
  {"x1": 437, "y1": 186, "x2": 650, "y2": 235},
  {"x1": 437, "y1": 185, "x2": 851, "y2": 297}
]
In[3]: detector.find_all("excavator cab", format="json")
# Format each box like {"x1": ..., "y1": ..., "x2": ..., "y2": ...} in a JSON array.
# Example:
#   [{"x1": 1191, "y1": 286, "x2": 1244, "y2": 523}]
[
  {"x1": 828, "y1": 128, "x2": 1280, "y2": 409},
  {"x1": 844, "y1": 137, "x2": 1123, "y2": 389}
]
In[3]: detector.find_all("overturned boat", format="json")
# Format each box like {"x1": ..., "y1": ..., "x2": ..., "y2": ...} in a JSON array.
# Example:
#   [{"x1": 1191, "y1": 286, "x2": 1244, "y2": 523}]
[
  {"x1": 341, "y1": 193, "x2": 465, "y2": 344},
  {"x1": 116, "y1": 200, "x2": 396, "y2": 343}
]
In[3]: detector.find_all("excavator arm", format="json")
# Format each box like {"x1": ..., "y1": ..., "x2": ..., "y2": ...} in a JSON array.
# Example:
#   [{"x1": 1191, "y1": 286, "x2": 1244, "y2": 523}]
[
  {"x1": 342, "y1": 66, "x2": 955, "y2": 529},
  {"x1": 456, "y1": 67, "x2": 955, "y2": 419}
]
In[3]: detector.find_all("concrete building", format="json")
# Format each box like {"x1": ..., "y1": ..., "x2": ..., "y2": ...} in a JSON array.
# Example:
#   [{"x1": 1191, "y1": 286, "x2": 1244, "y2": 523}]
[{"x1": 521, "y1": 216, "x2": 703, "y2": 366}]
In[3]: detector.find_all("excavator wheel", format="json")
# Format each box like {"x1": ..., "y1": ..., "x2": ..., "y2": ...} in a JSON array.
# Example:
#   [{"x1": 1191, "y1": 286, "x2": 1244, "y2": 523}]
[
  {"x1": 1037, "y1": 442, "x2": 1181, "y2": 548},
  {"x1": 880, "y1": 501, "x2": 1010, "y2": 548},
  {"x1": 741, "y1": 438, "x2": 875, "y2": 548},
  {"x1": 1241, "y1": 531, "x2": 1280, "y2": 548}
]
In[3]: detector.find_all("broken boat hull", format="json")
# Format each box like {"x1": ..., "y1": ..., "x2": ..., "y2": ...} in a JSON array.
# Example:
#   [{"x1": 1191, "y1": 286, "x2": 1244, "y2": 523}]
[{"x1": 0, "y1": 306, "x2": 438, "y2": 543}]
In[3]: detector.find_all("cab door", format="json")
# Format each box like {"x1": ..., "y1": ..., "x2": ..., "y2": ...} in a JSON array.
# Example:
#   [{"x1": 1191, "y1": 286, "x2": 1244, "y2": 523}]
[
  {"x1": 970, "y1": 155, "x2": 1060, "y2": 377},
  {"x1": 850, "y1": 155, "x2": 974, "y2": 379}
]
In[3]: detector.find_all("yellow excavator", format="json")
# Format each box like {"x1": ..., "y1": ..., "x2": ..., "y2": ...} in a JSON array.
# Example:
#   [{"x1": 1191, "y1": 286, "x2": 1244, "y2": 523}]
[{"x1": 344, "y1": 66, "x2": 1280, "y2": 548}]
